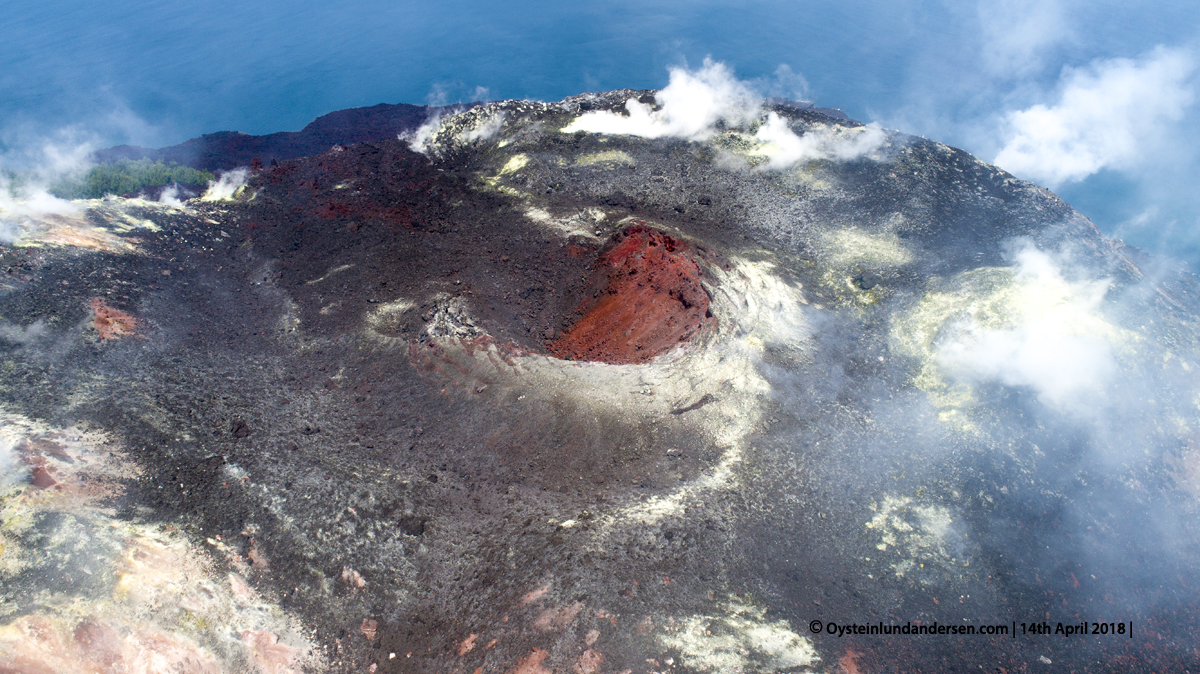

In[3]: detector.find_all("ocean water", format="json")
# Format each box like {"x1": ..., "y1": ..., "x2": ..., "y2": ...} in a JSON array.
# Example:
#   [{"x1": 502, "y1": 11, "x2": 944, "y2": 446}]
[{"x1": 2, "y1": 0, "x2": 1199, "y2": 262}]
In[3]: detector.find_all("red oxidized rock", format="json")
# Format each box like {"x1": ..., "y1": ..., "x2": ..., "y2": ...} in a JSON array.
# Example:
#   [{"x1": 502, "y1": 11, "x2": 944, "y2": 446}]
[
  {"x1": 548, "y1": 224, "x2": 713, "y2": 364},
  {"x1": 90, "y1": 298, "x2": 138, "y2": 341}
]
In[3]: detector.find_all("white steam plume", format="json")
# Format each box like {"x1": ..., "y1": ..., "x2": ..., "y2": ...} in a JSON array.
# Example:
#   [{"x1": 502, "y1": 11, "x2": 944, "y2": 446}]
[
  {"x1": 461, "y1": 112, "x2": 506, "y2": 143},
  {"x1": 0, "y1": 320, "x2": 46, "y2": 346},
  {"x1": 756, "y1": 64, "x2": 811, "y2": 103},
  {"x1": 402, "y1": 112, "x2": 447, "y2": 154},
  {"x1": 423, "y1": 82, "x2": 492, "y2": 107},
  {"x1": 993, "y1": 47, "x2": 1196, "y2": 188},
  {"x1": 201, "y1": 168, "x2": 250, "y2": 201},
  {"x1": 0, "y1": 131, "x2": 100, "y2": 241},
  {"x1": 564, "y1": 58, "x2": 761, "y2": 140},
  {"x1": 0, "y1": 422, "x2": 28, "y2": 488},
  {"x1": 158, "y1": 184, "x2": 183, "y2": 207},
  {"x1": 0, "y1": 183, "x2": 82, "y2": 243},
  {"x1": 564, "y1": 59, "x2": 887, "y2": 169},
  {"x1": 935, "y1": 245, "x2": 1118, "y2": 412},
  {"x1": 754, "y1": 113, "x2": 887, "y2": 168}
]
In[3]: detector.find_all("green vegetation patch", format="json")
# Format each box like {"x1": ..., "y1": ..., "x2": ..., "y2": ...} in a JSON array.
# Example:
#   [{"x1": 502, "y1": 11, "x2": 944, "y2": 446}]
[{"x1": 49, "y1": 160, "x2": 214, "y2": 199}]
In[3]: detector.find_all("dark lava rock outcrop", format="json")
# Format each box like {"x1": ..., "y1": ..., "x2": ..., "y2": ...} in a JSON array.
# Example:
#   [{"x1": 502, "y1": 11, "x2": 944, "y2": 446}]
[
  {"x1": 93, "y1": 101, "x2": 471, "y2": 170},
  {"x1": 2, "y1": 90, "x2": 1200, "y2": 674}
]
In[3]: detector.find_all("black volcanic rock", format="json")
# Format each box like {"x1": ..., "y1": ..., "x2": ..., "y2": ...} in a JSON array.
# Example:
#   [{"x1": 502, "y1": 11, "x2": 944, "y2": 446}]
[
  {"x1": 92, "y1": 101, "x2": 472, "y2": 171},
  {"x1": 3, "y1": 92, "x2": 1200, "y2": 673}
]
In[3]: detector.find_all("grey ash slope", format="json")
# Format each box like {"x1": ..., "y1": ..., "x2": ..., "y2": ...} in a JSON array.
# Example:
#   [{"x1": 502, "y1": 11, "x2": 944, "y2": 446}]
[{"x1": 1, "y1": 93, "x2": 1198, "y2": 673}]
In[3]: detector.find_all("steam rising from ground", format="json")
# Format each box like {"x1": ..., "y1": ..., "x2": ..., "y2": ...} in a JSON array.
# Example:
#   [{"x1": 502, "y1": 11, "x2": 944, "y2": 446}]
[
  {"x1": 0, "y1": 409, "x2": 321, "y2": 672},
  {"x1": 753, "y1": 112, "x2": 886, "y2": 169},
  {"x1": 0, "y1": 135, "x2": 95, "y2": 241},
  {"x1": 563, "y1": 60, "x2": 887, "y2": 169},
  {"x1": 934, "y1": 244, "x2": 1118, "y2": 411},
  {"x1": 565, "y1": 59, "x2": 760, "y2": 140},
  {"x1": 0, "y1": 321, "x2": 46, "y2": 348},
  {"x1": 0, "y1": 182, "x2": 82, "y2": 243},
  {"x1": 750, "y1": 226, "x2": 1200, "y2": 634},
  {"x1": 403, "y1": 106, "x2": 485, "y2": 153},
  {"x1": 407, "y1": 61, "x2": 888, "y2": 169},
  {"x1": 891, "y1": 241, "x2": 1137, "y2": 426},
  {"x1": 404, "y1": 85, "x2": 496, "y2": 153},
  {"x1": 201, "y1": 168, "x2": 250, "y2": 201},
  {"x1": 460, "y1": 111, "x2": 507, "y2": 143},
  {"x1": 157, "y1": 183, "x2": 184, "y2": 206},
  {"x1": 402, "y1": 112, "x2": 449, "y2": 153},
  {"x1": 0, "y1": 427, "x2": 24, "y2": 488}
]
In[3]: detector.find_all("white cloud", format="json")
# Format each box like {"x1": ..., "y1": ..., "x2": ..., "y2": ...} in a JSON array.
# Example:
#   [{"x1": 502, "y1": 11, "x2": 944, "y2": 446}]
[
  {"x1": 563, "y1": 58, "x2": 761, "y2": 141},
  {"x1": 36, "y1": 140, "x2": 95, "y2": 178},
  {"x1": 753, "y1": 112, "x2": 887, "y2": 169},
  {"x1": 0, "y1": 131, "x2": 95, "y2": 190},
  {"x1": 993, "y1": 47, "x2": 1195, "y2": 187},
  {"x1": 935, "y1": 245, "x2": 1119, "y2": 411}
]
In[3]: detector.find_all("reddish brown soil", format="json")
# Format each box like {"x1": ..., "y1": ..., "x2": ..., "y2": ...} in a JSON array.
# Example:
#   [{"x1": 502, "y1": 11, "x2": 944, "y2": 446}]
[
  {"x1": 90, "y1": 298, "x2": 138, "y2": 341},
  {"x1": 548, "y1": 224, "x2": 713, "y2": 364}
]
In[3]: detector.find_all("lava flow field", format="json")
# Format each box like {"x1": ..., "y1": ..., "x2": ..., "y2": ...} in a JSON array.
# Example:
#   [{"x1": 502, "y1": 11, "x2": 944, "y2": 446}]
[{"x1": 1, "y1": 92, "x2": 1200, "y2": 673}]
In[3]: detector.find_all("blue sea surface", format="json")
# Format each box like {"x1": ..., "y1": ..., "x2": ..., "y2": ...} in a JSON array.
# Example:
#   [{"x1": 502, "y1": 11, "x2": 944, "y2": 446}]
[{"x1": 3, "y1": 0, "x2": 1199, "y2": 262}]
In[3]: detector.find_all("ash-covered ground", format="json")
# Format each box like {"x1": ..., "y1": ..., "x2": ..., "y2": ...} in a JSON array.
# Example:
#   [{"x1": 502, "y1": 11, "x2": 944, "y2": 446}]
[{"x1": 2, "y1": 88, "x2": 1200, "y2": 673}]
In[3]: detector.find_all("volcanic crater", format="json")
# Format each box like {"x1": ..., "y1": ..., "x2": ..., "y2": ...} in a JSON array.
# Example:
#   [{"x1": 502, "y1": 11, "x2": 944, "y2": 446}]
[
  {"x1": 548, "y1": 223, "x2": 716, "y2": 364},
  {"x1": 2, "y1": 91, "x2": 1200, "y2": 674}
]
